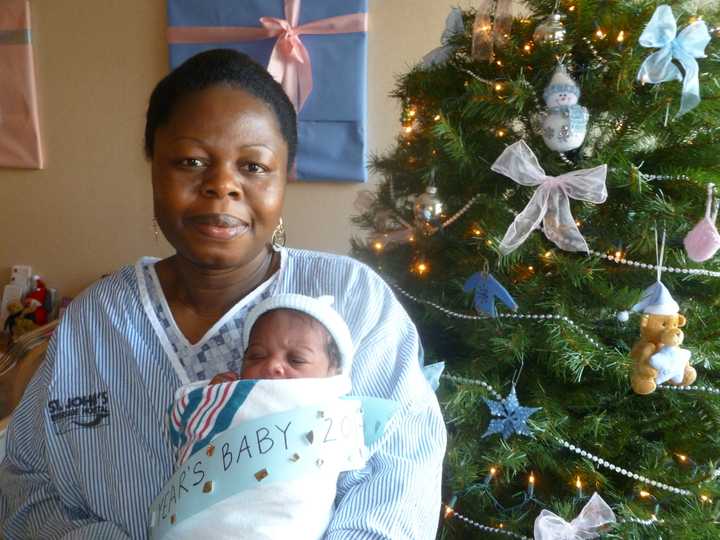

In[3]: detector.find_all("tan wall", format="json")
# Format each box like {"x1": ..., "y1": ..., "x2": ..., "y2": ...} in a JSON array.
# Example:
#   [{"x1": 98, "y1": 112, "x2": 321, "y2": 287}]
[{"x1": 0, "y1": 0, "x2": 506, "y2": 297}]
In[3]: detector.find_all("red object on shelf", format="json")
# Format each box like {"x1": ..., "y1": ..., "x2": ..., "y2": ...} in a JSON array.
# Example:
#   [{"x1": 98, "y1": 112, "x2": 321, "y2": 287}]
[{"x1": 23, "y1": 279, "x2": 47, "y2": 325}]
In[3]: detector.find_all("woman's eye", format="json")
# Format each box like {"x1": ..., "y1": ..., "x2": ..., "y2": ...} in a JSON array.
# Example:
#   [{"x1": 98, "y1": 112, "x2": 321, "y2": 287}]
[
  {"x1": 179, "y1": 158, "x2": 205, "y2": 168},
  {"x1": 245, "y1": 162, "x2": 267, "y2": 174}
]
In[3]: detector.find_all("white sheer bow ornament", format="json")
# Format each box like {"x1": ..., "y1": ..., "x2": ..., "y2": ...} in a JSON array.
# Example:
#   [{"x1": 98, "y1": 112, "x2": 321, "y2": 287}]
[
  {"x1": 491, "y1": 141, "x2": 607, "y2": 254},
  {"x1": 534, "y1": 493, "x2": 616, "y2": 540}
]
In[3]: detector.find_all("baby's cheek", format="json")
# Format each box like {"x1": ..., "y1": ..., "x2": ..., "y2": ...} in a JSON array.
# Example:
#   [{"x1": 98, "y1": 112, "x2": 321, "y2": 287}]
[{"x1": 239, "y1": 363, "x2": 264, "y2": 379}]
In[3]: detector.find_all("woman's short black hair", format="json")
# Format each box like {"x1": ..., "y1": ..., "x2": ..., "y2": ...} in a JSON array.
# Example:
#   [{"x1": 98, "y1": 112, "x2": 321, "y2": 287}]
[{"x1": 144, "y1": 48, "x2": 297, "y2": 168}]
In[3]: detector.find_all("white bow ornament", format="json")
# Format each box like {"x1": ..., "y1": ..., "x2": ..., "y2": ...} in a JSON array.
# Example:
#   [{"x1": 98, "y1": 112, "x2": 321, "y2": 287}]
[
  {"x1": 534, "y1": 493, "x2": 616, "y2": 540},
  {"x1": 491, "y1": 141, "x2": 607, "y2": 254}
]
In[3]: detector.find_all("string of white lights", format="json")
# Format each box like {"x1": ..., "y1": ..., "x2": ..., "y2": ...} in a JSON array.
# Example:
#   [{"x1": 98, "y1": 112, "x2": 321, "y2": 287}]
[
  {"x1": 556, "y1": 438, "x2": 693, "y2": 496},
  {"x1": 588, "y1": 250, "x2": 720, "y2": 278},
  {"x1": 446, "y1": 507, "x2": 531, "y2": 540},
  {"x1": 392, "y1": 284, "x2": 602, "y2": 348}
]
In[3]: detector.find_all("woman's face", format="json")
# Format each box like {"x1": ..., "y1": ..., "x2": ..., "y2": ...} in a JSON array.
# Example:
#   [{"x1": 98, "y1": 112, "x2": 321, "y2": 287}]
[{"x1": 151, "y1": 85, "x2": 288, "y2": 270}]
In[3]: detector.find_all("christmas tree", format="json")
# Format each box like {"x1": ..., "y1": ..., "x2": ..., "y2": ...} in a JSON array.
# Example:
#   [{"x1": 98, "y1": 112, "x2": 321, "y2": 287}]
[{"x1": 352, "y1": 1, "x2": 720, "y2": 538}]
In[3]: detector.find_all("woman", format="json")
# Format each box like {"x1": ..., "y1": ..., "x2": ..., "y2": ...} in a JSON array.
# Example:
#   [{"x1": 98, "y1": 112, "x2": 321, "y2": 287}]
[{"x1": 0, "y1": 49, "x2": 446, "y2": 539}]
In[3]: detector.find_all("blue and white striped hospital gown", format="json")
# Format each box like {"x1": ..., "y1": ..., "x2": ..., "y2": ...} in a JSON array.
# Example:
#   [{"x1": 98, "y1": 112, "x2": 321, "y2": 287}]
[{"x1": 0, "y1": 248, "x2": 446, "y2": 539}]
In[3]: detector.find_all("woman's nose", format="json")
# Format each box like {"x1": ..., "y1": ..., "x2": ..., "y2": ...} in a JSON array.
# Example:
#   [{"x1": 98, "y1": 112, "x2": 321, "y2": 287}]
[{"x1": 201, "y1": 163, "x2": 242, "y2": 200}]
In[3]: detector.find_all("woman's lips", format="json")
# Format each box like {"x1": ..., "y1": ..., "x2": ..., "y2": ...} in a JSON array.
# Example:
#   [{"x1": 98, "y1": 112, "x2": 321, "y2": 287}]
[{"x1": 186, "y1": 214, "x2": 249, "y2": 240}]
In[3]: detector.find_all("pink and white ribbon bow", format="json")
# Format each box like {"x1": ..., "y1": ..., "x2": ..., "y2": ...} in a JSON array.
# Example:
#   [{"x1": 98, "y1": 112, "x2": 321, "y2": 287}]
[
  {"x1": 534, "y1": 493, "x2": 616, "y2": 540},
  {"x1": 491, "y1": 141, "x2": 607, "y2": 254},
  {"x1": 167, "y1": 0, "x2": 367, "y2": 111}
]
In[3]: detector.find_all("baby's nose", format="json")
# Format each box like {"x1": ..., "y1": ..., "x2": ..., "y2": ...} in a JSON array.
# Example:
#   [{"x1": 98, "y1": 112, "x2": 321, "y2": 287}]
[{"x1": 260, "y1": 357, "x2": 286, "y2": 379}]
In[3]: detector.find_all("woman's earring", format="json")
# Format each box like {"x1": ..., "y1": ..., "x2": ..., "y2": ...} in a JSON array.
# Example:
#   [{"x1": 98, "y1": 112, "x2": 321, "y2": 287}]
[
  {"x1": 152, "y1": 217, "x2": 160, "y2": 243},
  {"x1": 271, "y1": 217, "x2": 286, "y2": 252}
]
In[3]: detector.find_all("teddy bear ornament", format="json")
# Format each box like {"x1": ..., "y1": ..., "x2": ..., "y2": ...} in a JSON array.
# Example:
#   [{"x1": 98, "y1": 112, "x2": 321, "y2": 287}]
[{"x1": 629, "y1": 280, "x2": 696, "y2": 395}]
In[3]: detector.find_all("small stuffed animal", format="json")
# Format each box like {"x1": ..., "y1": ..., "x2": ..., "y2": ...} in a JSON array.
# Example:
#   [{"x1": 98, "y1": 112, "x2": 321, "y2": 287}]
[
  {"x1": 649, "y1": 329, "x2": 693, "y2": 386},
  {"x1": 629, "y1": 281, "x2": 696, "y2": 395}
]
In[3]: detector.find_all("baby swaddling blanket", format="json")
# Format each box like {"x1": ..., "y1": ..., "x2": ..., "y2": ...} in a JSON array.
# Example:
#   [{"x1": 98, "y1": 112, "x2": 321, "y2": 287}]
[{"x1": 149, "y1": 375, "x2": 369, "y2": 540}]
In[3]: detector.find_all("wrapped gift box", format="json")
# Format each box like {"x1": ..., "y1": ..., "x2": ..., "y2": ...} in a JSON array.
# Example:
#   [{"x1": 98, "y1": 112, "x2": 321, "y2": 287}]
[
  {"x1": 167, "y1": 0, "x2": 368, "y2": 182},
  {"x1": 0, "y1": 0, "x2": 43, "y2": 169}
]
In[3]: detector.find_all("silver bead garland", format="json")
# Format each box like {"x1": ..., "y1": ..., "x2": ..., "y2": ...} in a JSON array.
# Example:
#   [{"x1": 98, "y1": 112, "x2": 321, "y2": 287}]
[
  {"x1": 433, "y1": 194, "x2": 482, "y2": 231},
  {"x1": 620, "y1": 515, "x2": 662, "y2": 527},
  {"x1": 556, "y1": 438, "x2": 693, "y2": 496},
  {"x1": 658, "y1": 384, "x2": 720, "y2": 396},
  {"x1": 588, "y1": 250, "x2": 720, "y2": 278},
  {"x1": 441, "y1": 373, "x2": 503, "y2": 400},
  {"x1": 437, "y1": 370, "x2": 697, "y2": 499},
  {"x1": 448, "y1": 507, "x2": 532, "y2": 540},
  {"x1": 641, "y1": 173, "x2": 690, "y2": 182},
  {"x1": 581, "y1": 36, "x2": 609, "y2": 71},
  {"x1": 392, "y1": 284, "x2": 601, "y2": 348},
  {"x1": 450, "y1": 503, "x2": 659, "y2": 536},
  {"x1": 439, "y1": 371, "x2": 690, "y2": 531},
  {"x1": 558, "y1": 152, "x2": 574, "y2": 166}
]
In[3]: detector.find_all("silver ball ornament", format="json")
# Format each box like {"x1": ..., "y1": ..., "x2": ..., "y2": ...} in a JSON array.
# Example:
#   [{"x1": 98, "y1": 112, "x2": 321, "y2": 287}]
[
  {"x1": 413, "y1": 186, "x2": 444, "y2": 226},
  {"x1": 616, "y1": 310, "x2": 630, "y2": 323},
  {"x1": 533, "y1": 13, "x2": 566, "y2": 44}
]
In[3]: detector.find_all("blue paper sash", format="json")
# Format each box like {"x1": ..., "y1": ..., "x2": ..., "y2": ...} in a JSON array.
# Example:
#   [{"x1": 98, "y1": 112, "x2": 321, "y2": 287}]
[{"x1": 148, "y1": 396, "x2": 397, "y2": 539}]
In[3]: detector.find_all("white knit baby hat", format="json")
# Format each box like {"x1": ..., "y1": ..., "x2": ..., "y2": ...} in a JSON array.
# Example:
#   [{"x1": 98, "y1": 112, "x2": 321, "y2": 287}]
[{"x1": 243, "y1": 294, "x2": 354, "y2": 373}]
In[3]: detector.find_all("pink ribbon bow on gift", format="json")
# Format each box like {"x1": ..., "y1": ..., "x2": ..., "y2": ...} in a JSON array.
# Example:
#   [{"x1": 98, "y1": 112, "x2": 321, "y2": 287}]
[{"x1": 167, "y1": 0, "x2": 367, "y2": 111}]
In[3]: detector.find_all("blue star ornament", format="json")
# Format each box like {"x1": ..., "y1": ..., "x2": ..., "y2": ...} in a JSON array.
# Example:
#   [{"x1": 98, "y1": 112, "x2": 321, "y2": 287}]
[
  {"x1": 482, "y1": 387, "x2": 541, "y2": 440},
  {"x1": 464, "y1": 272, "x2": 518, "y2": 318}
]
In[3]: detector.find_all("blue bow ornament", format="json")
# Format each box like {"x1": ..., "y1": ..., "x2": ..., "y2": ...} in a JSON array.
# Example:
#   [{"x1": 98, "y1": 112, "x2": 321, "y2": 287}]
[{"x1": 637, "y1": 5, "x2": 711, "y2": 116}]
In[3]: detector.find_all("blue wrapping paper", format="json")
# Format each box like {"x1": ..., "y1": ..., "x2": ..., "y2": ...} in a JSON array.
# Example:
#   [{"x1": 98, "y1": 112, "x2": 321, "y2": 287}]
[{"x1": 167, "y1": 0, "x2": 368, "y2": 182}]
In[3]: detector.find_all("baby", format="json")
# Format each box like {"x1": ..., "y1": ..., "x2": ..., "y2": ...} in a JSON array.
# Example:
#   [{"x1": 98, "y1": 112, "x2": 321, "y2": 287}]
[
  {"x1": 208, "y1": 299, "x2": 342, "y2": 384},
  {"x1": 152, "y1": 294, "x2": 361, "y2": 540}
]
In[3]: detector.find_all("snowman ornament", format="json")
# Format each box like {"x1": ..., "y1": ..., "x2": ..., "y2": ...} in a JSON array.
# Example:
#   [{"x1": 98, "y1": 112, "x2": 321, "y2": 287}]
[{"x1": 539, "y1": 64, "x2": 589, "y2": 153}]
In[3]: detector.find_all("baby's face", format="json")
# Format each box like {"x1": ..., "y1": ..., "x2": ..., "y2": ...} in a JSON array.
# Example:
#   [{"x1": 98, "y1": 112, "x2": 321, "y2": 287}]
[{"x1": 240, "y1": 310, "x2": 336, "y2": 380}]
